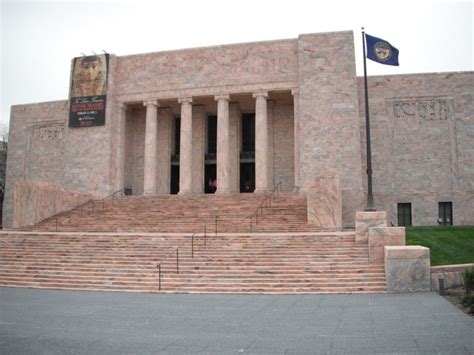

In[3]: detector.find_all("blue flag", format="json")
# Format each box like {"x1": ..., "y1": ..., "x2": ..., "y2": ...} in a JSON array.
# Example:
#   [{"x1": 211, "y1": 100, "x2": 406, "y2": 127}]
[{"x1": 365, "y1": 33, "x2": 399, "y2": 66}]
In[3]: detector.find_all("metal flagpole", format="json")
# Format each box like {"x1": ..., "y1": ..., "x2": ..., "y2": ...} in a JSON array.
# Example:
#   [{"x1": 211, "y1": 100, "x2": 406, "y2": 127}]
[{"x1": 362, "y1": 27, "x2": 376, "y2": 211}]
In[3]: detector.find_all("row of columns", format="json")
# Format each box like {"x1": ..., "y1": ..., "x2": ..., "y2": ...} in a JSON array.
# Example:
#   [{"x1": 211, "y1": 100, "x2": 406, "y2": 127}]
[{"x1": 138, "y1": 91, "x2": 294, "y2": 195}]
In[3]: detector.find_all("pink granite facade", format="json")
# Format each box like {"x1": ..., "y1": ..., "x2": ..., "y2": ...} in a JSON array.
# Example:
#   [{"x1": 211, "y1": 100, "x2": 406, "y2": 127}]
[
  {"x1": 358, "y1": 72, "x2": 474, "y2": 226},
  {"x1": 3, "y1": 31, "x2": 473, "y2": 228}
]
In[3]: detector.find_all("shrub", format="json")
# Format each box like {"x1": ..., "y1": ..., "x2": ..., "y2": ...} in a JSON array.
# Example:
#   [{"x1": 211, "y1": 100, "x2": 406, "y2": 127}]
[{"x1": 462, "y1": 268, "x2": 474, "y2": 313}]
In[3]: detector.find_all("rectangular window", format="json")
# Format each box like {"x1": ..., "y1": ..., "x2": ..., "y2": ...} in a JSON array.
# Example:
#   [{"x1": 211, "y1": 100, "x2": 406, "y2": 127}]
[
  {"x1": 397, "y1": 203, "x2": 412, "y2": 226},
  {"x1": 438, "y1": 202, "x2": 453, "y2": 225}
]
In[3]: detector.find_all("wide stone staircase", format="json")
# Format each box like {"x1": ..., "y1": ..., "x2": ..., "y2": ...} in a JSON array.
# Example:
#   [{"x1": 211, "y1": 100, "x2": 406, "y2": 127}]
[
  {"x1": 28, "y1": 193, "x2": 322, "y2": 233},
  {"x1": 0, "y1": 232, "x2": 385, "y2": 293},
  {"x1": 0, "y1": 193, "x2": 387, "y2": 294}
]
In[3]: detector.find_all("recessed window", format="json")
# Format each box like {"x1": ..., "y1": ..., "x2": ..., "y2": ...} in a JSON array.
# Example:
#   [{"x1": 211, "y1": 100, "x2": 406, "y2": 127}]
[
  {"x1": 438, "y1": 202, "x2": 453, "y2": 225},
  {"x1": 397, "y1": 203, "x2": 412, "y2": 226}
]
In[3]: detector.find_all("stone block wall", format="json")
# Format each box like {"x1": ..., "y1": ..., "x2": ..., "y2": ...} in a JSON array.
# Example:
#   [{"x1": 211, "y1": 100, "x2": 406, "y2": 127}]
[
  {"x1": 307, "y1": 172, "x2": 341, "y2": 228},
  {"x1": 368, "y1": 227, "x2": 405, "y2": 264},
  {"x1": 358, "y1": 72, "x2": 474, "y2": 225},
  {"x1": 12, "y1": 181, "x2": 92, "y2": 228},
  {"x1": 297, "y1": 31, "x2": 365, "y2": 227},
  {"x1": 385, "y1": 246, "x2": 431, "y2": 293},
  {"x1": 355, "y1": 211, "x2": 387, "y2": 243}
]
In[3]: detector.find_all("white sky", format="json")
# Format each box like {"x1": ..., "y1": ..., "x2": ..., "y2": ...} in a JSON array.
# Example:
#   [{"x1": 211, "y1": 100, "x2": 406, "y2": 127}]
[{"x1": 0, "y1": 0, "x2": 473, "y2": 129}]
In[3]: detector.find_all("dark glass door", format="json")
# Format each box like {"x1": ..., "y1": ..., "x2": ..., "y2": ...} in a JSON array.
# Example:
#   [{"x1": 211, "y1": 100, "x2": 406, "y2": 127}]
[
  {"x1": 438, "y1": 202, "x2": 453, "y2": 225},
  {"x1": 397, "y1": 203, "x2": 412, "y2": 226}
]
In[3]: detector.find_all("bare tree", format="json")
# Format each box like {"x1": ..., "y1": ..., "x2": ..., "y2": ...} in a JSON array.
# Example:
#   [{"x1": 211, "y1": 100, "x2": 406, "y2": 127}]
[{"x1": 0, "y1": 122, "x2": 9, "y2": 142}]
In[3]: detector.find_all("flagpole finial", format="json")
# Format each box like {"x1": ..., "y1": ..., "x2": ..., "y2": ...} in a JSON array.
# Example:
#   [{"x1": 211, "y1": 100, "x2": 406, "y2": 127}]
[{"x1": 361, "y1": 27, "x2": 365, "y2": 32}]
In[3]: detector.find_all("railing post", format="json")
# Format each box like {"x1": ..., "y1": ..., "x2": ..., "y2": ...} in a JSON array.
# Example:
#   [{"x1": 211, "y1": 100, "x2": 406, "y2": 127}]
[
  {"x1": 158, "y1": 264, "x2": 161, "y2": 291},
  {"x1": 191, "y1": 233, "x2": 194, "y2": 258},
  {"x1": 55, "y1": 217, "x2": 58, "y2": 232},
  {"x1": 204, "y1": 225, "x2": 207, "y2": 246},
  {"x1": 69, "y1": 213, "x2": 71, "y2": 224},
  {"x1": 176, "y1": 249, "x2": 179, "y2": 274},
  {"x1": 80, "y1": 206, "x2": 83, "y2": 217},
  {"x1": 250, "y1": 217, "x2": 252, "y2": 233},
  {"x1": 215, "y1": 216, "x2": 218, "y2": 236},
  {"x1": 92, "y1": 200, "x2": 94, "y2": 213}
]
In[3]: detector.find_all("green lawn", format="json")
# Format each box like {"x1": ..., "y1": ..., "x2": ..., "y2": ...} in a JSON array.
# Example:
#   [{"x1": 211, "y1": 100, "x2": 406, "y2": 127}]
[{"x1": 406, "y1": 226, "x2": 474, "y2": 266}]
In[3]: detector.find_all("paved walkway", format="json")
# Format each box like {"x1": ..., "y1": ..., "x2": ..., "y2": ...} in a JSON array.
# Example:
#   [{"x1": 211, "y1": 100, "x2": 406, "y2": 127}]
[{"x1": 1, "y1": 288, "x2": 472, "y2": 354}]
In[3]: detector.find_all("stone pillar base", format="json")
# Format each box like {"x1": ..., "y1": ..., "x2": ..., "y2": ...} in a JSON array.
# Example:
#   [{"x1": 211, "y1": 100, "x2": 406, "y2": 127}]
[
  {"x1": 355, "y1": 211, "x2": 387, "y2": 243},
  {"x1": 369, "y1": 227, "x2": 405, "y2": 264},
  {"x1": 385, "y1": 246, "x2": 431, "y2": 293},
  {"x1": 307, "y1": 171, "x2": 342, "y2": 229}
]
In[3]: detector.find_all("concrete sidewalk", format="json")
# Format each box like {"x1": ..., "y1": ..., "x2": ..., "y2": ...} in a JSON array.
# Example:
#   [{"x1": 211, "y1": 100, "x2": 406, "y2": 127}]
[{"x1": 1, "y1": 288, "x2": 472, "y2": 354}]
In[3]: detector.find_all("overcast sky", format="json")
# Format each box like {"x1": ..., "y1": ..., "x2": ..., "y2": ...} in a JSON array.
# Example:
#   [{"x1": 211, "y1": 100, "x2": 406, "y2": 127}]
[{"x1": 1, "y1": 0, "x2": 472, "y2": 130}]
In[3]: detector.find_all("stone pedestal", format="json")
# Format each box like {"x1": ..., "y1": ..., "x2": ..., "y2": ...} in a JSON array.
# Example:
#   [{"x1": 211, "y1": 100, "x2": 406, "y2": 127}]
[
  {"x1": 385, "y1": 246, "x2": 431, "y2": 293},
  {"x1": 369, "y1": 227, "x2": 405, "y2": 264},
  {"x1": 307, "y1": 171, "x2": 341, "y2": 229},
  {"x1": 355, "y1": 211, "x2": 387, "y2": 243}
]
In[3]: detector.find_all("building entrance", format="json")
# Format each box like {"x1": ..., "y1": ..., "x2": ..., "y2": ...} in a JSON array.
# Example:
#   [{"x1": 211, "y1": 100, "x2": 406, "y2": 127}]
[{"x1": 240, "y1": 113, "x2": 255, "y2": 193}]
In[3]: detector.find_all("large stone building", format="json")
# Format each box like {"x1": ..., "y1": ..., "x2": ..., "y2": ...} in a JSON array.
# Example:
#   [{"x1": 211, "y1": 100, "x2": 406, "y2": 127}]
[{"x1": 3, "y1": 30, "x2": 473, "y2": 229}]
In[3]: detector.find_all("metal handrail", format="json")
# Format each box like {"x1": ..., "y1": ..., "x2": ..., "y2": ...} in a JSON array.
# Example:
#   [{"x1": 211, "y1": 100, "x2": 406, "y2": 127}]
[
  {"x1": 249, "y1": 181, "x2": 282, "y2": 233},
  {"x1": 48, "y1": 187, "x2": 130, "y2": 231}
]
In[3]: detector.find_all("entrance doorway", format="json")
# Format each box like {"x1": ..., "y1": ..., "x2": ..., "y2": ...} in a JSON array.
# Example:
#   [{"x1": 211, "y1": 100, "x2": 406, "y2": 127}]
[
  {"x1": 170, "y1": 164, "x2": 179, "y2": 194},
  {"x1": 205, "y1": 164, "x2": 217, "y2": 193},
  {"x1": 240, "y1": 113, "x2": 255, "y2": 193}
]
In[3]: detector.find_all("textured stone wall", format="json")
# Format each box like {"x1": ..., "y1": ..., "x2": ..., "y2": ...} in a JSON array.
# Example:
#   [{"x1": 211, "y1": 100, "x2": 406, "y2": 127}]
[
  {"x1": 307, "y1": 171, "x2": 342, "y2": 228},
  {"x1": 273, "y1": 103, "x2": 294, "y2": 191},
  {"x1": 430, "y1": 263, "x2": 474, "y2": 292},
  {"x1": 12, "y1": 181, "x2": 92, "y2": 228},
  {"x1": 297, "y1": 31, "x2": 364, "y2": 227},
  {"x1": 358, "y1": 72, "x2": 474, "y2": 225},
  {"x1": 115, "y1": 40, "x2": 298, "y2": 102},
  {"x1": 3, "y1": 100, "x2": 113, "y2": 228},
  {"x1": 385, "y1": 246, "x2": 431, "y2": 293}
]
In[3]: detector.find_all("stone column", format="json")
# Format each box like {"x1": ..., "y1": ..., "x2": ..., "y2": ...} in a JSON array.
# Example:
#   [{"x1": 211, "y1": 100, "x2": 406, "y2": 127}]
[
  {"x1": 215, "y1": 94, "x2": 231, "y2": 194},
  {"x1": 267, "y1": 100, "x2": 275, "y2": 190},
  {"x1": 143, "y1": 100, "x2": 159, "y2": 195},
  {"x1": 253, "y1": 92, "x2": 270, "y2": 193},
  {"x1": 117, "y1": 103, "x2": 127, "y2": 191},
  {"x1": 229, "y1": 102, "x2": 240, "y2": 193},
  {"x1": 178, "y1": 97, "x2": 193, "y2": 195},
  {"x1": 156, "y1": 107, "x2": 172, "y2": 194},
  {"x1": 192, "y1": 105, "x2": 205, "y2": 194},
  {"x1": 292, "y1": 88, "x2": 300, "y2": 192}
]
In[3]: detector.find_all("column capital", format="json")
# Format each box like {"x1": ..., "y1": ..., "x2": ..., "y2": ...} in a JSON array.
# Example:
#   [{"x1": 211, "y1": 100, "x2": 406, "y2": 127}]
[
  {"x1": 143, "y1": 100, "x2": 159, "y2": 108},
  {"x1": 178, "y1": 97, "x2": 193, "y2": 104},
  {"x1": 252, "y1": 91, "x2": 268, "y2": 99},
  {"x1": 214, "y1": 94, "x2": 230, "y2": 101},
  {"x1": 291, "y1": 88, "x2": 300, "y2": 96}
]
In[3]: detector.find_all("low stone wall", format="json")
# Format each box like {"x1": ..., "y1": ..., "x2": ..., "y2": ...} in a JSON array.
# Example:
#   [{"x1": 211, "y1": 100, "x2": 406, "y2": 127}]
[
  {"x1": 306, "y1": 171, "x2": 341, "y2": 229},
  {"x1": 12, "y1": 181, "x2": 93, "y2": 228},
  {"x1": 385, "y1": 246, "x2": 431, "y2": 293},
  {"x1": 431, "y1": 263, "x2": 474, "y2": 292}
]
